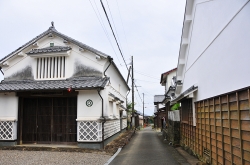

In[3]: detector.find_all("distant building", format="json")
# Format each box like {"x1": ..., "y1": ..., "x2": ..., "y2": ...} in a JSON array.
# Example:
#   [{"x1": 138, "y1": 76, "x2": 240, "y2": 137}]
[
  {"x1": 154, "y1": 68, "x2": 177, "y2": 131},
  {"x1": 0, "y1": 24, "x2": 129, "y2": 149}
]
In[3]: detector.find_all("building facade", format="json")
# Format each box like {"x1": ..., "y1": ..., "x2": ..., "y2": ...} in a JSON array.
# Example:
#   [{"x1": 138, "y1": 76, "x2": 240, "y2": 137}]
[
  {"x1": 0, "y1": 24, "x2": 129, "y2": 149},
  {"x1": 173, "y1": 0, "x2": 250, "y2": 164}
]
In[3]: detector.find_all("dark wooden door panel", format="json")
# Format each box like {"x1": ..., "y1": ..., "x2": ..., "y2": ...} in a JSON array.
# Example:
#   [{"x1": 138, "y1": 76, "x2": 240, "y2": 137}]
[{"x1": 22, "y1": 97, "x2": 77, "y2": 144}]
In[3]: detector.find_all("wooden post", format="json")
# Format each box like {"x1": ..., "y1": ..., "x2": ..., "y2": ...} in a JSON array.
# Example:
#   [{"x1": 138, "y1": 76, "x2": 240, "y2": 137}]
[
  {"x1": 219, "y1": 97, "x2": 225, "y2": 165},
  {"x1": 227, "y1": 94, "x2": 233, "y2": 164},
  {"x1": 209, "y1": 99, "x2": 212, "y2": 164},
  {"x1": 213, "y1": 98, "x2": 217, "y2": 164},
  {"x1": 236, "y1": 92, "x2": 243, "y2": 165}
]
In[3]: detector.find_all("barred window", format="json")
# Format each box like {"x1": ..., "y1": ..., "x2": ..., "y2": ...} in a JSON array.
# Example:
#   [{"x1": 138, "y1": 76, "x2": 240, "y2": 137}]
[{"x1": 36, "y1": 56, "x2": 65, "y2": 79}]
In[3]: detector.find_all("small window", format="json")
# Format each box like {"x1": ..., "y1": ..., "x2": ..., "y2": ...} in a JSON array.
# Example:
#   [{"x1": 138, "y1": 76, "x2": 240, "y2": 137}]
[
  {"x1": 36, "y1": 56, "x2": 65, "y2": 79},
  {"x1": 50, "y1": 43, "x2": 54, "y2": 47}
]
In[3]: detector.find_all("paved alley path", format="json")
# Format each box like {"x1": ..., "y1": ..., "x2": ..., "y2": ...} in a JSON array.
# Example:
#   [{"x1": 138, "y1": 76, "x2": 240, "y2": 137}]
[{"x1": 109, "y1": 127, "x2": 190, "y2": 165}]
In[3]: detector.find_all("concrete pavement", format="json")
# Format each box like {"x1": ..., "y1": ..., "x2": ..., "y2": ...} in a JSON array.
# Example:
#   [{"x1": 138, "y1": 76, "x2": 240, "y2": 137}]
[{"x1": 109, "y1": 127, "x2": 191, "y2": 165}]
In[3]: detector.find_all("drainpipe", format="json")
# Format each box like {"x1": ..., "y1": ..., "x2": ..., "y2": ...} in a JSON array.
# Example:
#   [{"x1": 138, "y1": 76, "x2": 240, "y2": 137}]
[
  {"x1": 104, "y1": 57, "x2": 113, "y2": 77},
  {"x1": 126, "y1": 90, "x2": 130, "y2": 130},
  {"x1": 97, "y1": 88, "x2": 106, "y2": 149},
  {"x1": 0, "y1": 67, "x2": 4, "y2": 75}
]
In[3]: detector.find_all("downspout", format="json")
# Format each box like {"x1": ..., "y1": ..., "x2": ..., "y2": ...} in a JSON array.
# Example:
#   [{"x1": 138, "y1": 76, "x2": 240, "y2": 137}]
[
  {"x1": 104, "y1": 57, "x2": 113, "y2": 77},
  {"x1": 99, "y1": 56, "x2": 112, "y2": 149},
  {"x1": 0, "y1": 67, "x2": 4, "y2": 75},
  {"x1": 97, "y1": 88, "x2": 106, "y2": 149},
  {"x1": 126, "y1": 90, "x2": 130, "y2": 130}
]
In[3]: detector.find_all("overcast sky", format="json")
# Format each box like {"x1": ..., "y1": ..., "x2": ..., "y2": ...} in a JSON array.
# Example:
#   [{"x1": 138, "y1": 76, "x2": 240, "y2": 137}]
[{"x1": 0, "y1": 0, "x2": 186, "y2": 116}]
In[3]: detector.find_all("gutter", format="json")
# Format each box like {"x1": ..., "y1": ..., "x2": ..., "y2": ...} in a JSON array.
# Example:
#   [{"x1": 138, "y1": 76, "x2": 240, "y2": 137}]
[
  {"x1": 0, "y1": 67, "x2": 4, "y2": 75},
  {"x1": 171, "y1": 85, "x2": 198, "y2": 104},
  {"x1": 97, "y1": 88, "x2": 106, "y2": 149},
  {"x1": 104, "y1": 56, "x2": 113, "y2": 77},
  {"x1": 126, "y1": 90, "x2": 130, "y2": 130}
]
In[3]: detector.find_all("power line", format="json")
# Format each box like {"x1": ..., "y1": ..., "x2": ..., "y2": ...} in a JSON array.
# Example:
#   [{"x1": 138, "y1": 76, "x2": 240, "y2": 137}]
[
  {"x1": 100, "y1": 0, "x2": 128, "y2": 71},
  {"x1": 100, "y1": 1, "x2": 144, "y2": 106},
  {"x1": 105, "y1": 0, "x2": 123, "y2": 53},
  {"x1": 135, "y1": 79, "x2": 159, "y2": 83},
  {"x1": 88, "y1": 0, "x2": 122, "y2": 66},
  {"x1": 134, "y1": 70, "x2": 160, "y2": 80},
  {"x1": 115, "y1": 0, "x2": 131, "y2": 58}
]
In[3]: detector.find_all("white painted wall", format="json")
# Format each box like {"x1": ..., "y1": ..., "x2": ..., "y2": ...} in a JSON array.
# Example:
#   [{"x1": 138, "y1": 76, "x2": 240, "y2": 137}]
[
  {"x1": 1, "y1": 35, "x2": 105, "y2": 80},
  {"x1": 0, "y1": 30, "x2": 129, "y2": 121},
  {"x1": 0, "y1": 93, "x2": 18, "y2": 119},
  {"x1": 167, "y1": 71, "x2": 176, "y2": 89},
  {"x1": 77, "y1": 90, "x2": 102, "y2": 120},
  {"x1": 180, "y1": 0, "x2": 250, "y2": 101}
]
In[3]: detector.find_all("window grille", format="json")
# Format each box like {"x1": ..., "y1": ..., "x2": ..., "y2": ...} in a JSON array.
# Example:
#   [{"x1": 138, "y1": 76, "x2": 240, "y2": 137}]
[
  {"x1": 36, "y1": 56, "x2": 65, "y2": 79},
  {"x1": 0, "y1": 121, "x2": 17, "y2": 140},
  {"x1": 77, "y1": 121, "x2": 102, "y2": 142}
]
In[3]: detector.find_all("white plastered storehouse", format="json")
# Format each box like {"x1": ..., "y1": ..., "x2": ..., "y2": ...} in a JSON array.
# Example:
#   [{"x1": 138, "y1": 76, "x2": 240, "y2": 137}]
[{"x1": 0, "y1": 24, "x2": 129, "y2": 149}]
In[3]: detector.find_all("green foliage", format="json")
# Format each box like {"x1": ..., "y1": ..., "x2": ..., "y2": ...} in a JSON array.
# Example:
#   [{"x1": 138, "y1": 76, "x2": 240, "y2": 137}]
[
  {"x1": 171, "y1": 103, "x2": 180, "y2": 110},
  {"x1": 127, "y1": 101, "x2": 136, "y2": 113}
]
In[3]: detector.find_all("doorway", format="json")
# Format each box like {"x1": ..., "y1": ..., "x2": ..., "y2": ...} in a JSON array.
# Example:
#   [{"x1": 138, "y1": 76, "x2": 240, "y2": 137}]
[{"x1": 21, "y1": 97, "x2": 77, "y2": 144}]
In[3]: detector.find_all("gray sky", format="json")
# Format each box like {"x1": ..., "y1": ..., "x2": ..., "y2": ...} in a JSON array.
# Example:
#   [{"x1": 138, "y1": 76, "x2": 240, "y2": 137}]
[{"x1": 0, "y1": 0, "x2": 186, "y2": 116}]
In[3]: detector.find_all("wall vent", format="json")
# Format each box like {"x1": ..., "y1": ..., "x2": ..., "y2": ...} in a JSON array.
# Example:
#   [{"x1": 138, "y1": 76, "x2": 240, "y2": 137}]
[{"x1": 36, "y1": 56, "x2": 65, "y2": 79}]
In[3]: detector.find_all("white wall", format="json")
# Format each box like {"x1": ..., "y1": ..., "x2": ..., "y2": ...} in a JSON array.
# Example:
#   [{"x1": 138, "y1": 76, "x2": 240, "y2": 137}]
[
  {"x1": 167, "y1": 71, "x2": 176, "y2": 89},
  {"x1": 1, "y1": 35, "x2": 106, "y2": 80},
  {"x1": 181, "y1": 0, "x2": 250, "y2": 101},
  {"x1": 0, "y1": 93, "x2": 18, "y2": 119},
  {"x1": 77, "y1": 90, "x2": 102, "y2": 120}
]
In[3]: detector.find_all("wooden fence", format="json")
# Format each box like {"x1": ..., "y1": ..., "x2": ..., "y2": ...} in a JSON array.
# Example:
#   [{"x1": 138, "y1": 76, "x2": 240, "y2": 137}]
[{"x1": 180, "y1": 88, "x2": 250, "y2": 165}]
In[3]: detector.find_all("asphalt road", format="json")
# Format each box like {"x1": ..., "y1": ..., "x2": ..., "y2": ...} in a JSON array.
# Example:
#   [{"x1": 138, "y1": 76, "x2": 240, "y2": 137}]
[{"x1": 109, "y1": 127, "x2": 190, "y2": 165}]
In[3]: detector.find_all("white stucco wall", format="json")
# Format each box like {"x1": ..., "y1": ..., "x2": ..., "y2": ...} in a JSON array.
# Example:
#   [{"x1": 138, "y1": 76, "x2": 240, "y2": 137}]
[
  {"x1": 0, "y1": 93, "x2": 18, "y2": 120},
  {"x1": 0, "y1": 30, "x2": 129, "y2": 122},
  {"x1": 166, "y1": 71, "x2": 176, "y2": 89},
  {"x1": 77, "y1": 90, "x2": 102, "y2": 120},
  {"x1": 180, "y1": 0, "x2": 250, "y2": 101},
  {"x1": 1, "y1": 35, "x2": 106, "y2": 80}
]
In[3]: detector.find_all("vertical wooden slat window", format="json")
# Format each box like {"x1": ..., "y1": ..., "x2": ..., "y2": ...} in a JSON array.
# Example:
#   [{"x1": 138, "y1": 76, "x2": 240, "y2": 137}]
[{"x1": 36, "y1": 56, "x2": 65, "y2": 80}]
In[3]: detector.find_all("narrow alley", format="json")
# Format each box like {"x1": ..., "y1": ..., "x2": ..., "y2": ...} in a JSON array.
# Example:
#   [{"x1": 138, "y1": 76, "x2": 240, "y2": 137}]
[{"x1": 109, "y1": 127, "x2": 192, "y2": 165}]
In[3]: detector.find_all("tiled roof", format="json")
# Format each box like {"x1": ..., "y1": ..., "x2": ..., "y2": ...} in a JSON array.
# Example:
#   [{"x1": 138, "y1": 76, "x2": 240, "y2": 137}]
[
  {"x1": 0, "y1": 77, "x2": 109, "y2": 92},
  {"x1": 27, "y1": 46, "x2": 71, "y2": 55},
  {"x1": 109, "y1": 93, "x2": 124, "y2": 103},
  {"x1": 0, "y1": 26, "x2": 109, "y2": 63},
  {"x1": 154, "y1": 95, "x2": 165, "y2": 104}
]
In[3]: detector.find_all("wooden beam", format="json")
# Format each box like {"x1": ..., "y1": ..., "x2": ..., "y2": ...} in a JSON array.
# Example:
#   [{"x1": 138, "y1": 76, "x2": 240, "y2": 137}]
[
  {"x1": 209, "y1": 99, "x2": 212, "y2": 164},
  {"x1": 227, "y1": 94, "x2": 233, "y2": 164},
  {"x1": 213, "y1": 98, "x2": 217, "y2": 164},
  {"x1": 219, "y1": 97, "x2": 225, "y2": 165},
  {"x1": 236, "y1": 92, "x2": 243, "y2": 165}
]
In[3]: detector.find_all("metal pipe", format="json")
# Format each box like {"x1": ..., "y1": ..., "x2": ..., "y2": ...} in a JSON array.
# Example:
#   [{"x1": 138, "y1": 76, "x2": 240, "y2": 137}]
[
  {"x1": 126, "y1": 90, "x2": 130, "y2": 130},
  {"x1": 0, "y1": 67, "x2": 4, "y2": 75},
  {"x1": 104, "y1": 57, "x2": 113, "y2": 77},
  {"x1": 97, "y1": 88, "x2": 106, "y2": 149}
]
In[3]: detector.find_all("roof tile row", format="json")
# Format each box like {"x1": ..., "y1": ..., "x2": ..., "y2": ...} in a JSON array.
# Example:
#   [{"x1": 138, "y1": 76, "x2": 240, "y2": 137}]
[{"x1": 0, "y1": 77, "x2": 109, "y2": 92}]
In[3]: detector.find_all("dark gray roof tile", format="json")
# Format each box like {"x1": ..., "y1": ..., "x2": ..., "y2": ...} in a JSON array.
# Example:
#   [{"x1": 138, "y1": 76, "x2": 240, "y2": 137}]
[
  {"x1": 0, "y1": 26, "x2": 109, "y2": 63},
  {"x1": 0, "y1": 77, "x2": 109, "y2": 92},
  {"x1": 27, "y1": 46, "x2": 71, "y2": 55}
]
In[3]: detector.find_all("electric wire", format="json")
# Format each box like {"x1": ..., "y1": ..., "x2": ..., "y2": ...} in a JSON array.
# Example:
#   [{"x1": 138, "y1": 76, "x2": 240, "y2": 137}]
[
  {"x1": 135, "y1": 79, "x2": 159, "y2": 83},
  {"x1": 134, "y1": 70, "x2": 160, "y2": 80},
  {"x1": 105, "y1": 0, "x2": 123, "y2": 53},
  {"x1": 100, "y1": 0, "x2": 144, "y2": 105},
  {"x1": 100, "y1": 0, "x2": 129, "y2": 71},
  {"x1": 115, "y1": 0, "x2": 131, "y2": 58},
  {"x1": 89, "y1": 0, "x2": 122, "y2": 66}
]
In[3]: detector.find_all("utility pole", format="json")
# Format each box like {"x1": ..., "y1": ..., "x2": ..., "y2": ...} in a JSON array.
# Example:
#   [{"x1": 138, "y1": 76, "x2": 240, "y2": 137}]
[
  {"x1": 143, "y1": 93, "x2": 144, "y2": 126},
  {"x1": 131, "y1": 56, "x2": 135, "y2": 128}
]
